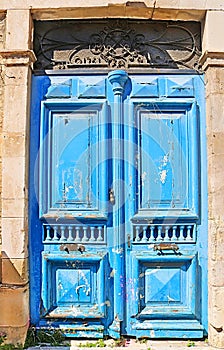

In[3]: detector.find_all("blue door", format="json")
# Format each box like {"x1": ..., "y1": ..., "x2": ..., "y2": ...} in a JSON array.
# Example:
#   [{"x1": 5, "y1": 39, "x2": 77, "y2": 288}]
[{"x1": 29, "y1": 70, "x2": 207, "y2": 338}]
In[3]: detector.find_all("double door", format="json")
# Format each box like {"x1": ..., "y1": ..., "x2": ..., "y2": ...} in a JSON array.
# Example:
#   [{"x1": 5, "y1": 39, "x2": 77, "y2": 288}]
[{"x1": 29, "y1": 70, "x2": 207, "y2": 338}]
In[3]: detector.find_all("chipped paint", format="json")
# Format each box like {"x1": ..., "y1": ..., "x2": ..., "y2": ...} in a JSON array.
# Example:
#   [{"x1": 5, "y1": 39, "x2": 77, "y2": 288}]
[
  {"x1": 112, "y1": 248, "x2": 123, "y2": 254},
  {"x1": 145, "y1": 268, "x2": 159, "y2": 276},
  {"x1": 150, "y1": 330, "x2": 155, "y2": 338},
  {"x1": 158, "y1": 153, "x2": 169, "y2": 184},
  {"x1": 159, "y1": 169, "x2": 168, "y2": 184},
  {"x1": 32, "y1": 72, "x2": 207, "y2": 340}
]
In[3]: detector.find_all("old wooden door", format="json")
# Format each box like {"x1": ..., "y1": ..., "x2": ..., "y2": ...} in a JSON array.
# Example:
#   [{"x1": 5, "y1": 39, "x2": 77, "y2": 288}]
[{"x1": 29, "y1": 70, "x2": 207, "y2": 339}]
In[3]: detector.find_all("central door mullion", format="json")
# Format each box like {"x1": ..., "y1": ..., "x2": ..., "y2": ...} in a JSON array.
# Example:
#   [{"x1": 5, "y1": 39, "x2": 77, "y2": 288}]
[{"x1": 108, "y1": 70, "x2": 128, "y2": 338}]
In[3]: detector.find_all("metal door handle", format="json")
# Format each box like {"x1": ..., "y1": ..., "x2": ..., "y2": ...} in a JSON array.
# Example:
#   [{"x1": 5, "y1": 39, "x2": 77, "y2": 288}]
[
  {"x1": 109, "y1": 188, "x2": 115, "y2": 205},
  {"x1": 153, "y1": 243, "x2": 179, "y2": 254},
  {"x1": 127, "y1": 234, "x2": 131, "y2": 248},
  {"x1": 60, "y1": 243, "x2": 85, "y2": 254}
]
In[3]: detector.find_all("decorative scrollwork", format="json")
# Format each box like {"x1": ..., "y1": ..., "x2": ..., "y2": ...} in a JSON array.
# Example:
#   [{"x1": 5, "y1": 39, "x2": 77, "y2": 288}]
[{"x1": 34, "y1": 19, "x2": 201, "y2": 71}]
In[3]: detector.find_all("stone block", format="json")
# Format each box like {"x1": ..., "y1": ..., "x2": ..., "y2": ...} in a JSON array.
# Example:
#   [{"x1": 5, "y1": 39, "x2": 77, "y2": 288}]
[
  {"x1": 0, "y1": 325, "x2": 28, "y2": 347},
  {"x1": 206, "y1": 68, "x2": 224, "y2": 93},
  {"x1": 205, "y1": 93, "x2": 224, "y2": 132},
  {"x1": 208, "y1": 219, "x2": 218, "y2": 260},
  {"x1": 0, "y1": 285, "x2": 29, "y2": 344},
  {"x1": 209, "y1": 260, "x2": 224, "y2": 287},
  {"x1": 2, "y1": 198, "x2": 27, "y2": 218},
  {"x1": 208, "y1": 222, "x2": 224, "y2": 261},
  {"x1": 2, "y1": 156, "x2": 26, "y2": 199},
  {"x1": 208, "y1": 194, "x2": 224, "y2": 220},
  {"x1": 152, "y1": 8, "x2": 179, "y2": 20},
  {"x1": 209, "y1": 286, "x2": 224, "y2": 328},
  {"x1": 207, "y1": 153, "x2": 224, "y2": 180},
  {"x1": 125, "y1": 6, "x2": 153, "y2": 18},
  {"x1": 1, "y1": 217, "x2": 28, "y2": 259},
  {"x1": 0, "y1": 285, "x2": 29, "y2": 326},
  {"x1": 5, "y1": 10, "x2": 32, "y2": 50},
  {"x1": 208, "y1": 327, "x2": 224, "y2": 349},
  {"x1": 203, "y1": 11, "x2": 224, "y2": 54},
  {"x1": 3, "y1": 66, "x2": 31, "y2": 87},
  {"x1": 3, "y1": 83, "x2": 29, "y2": 133},
  {"x1": 2, "y1": 132, "x2": 26, "y2": 158},
  {"x1": 154, "y1": 0, "x2": 180, "y2": 7},
  {"x1": 214, "y1": 229, "x2": 224, "y2": 261},
  {"x1": 208, "y1": 154, "x2": 224, "y2": 196},
  {"x1": 1, "y1": 254, "x2": 28, "y2": 285},
  {"x1": 210, "y1": 132, "x2": 224, "y2": 155}
]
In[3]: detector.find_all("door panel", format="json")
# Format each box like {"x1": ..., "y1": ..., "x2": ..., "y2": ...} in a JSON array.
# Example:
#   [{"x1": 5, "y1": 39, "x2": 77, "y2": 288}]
[
  {"x1": 39, "y1": 101, "x2": 108, "y2": 217},
  {"x1": 29, "y1": 71, "x2": 207, "y2": 339},
  {"x1": 138, "y1": 107, "x2": 189, "y2": 210},
  {"x1": 42, "y1": 253, "x2": 106, "y2": 319}
]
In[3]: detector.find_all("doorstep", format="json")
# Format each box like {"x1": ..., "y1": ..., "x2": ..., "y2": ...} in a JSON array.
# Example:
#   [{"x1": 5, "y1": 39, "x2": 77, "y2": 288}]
[{"x1": 27, "y1": 339, "x2": 215, "y2": 350}]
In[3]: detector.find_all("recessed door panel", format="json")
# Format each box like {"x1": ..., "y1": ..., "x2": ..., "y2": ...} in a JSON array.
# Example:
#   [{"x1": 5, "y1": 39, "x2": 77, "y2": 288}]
[
  {"x1": 39, "y1": 101, "x2": 108, "y2": 217},
  {"x1": 53, "y1": 111, "x2": 98, "y2": 209},
  {"x1": 132, "y1": 101, "x2": 199, "y2": 218},
  {"x1": 42, "y1": 254, "x2": 106, "y2": 319},
  {"x1": 138, "y1": 108, "x2": 188, "y2": 210}
]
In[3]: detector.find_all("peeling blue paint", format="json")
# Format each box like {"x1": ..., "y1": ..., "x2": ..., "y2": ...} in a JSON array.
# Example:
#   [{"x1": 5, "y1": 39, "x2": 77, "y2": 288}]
[{"x1": 29, "y1": 71, "x2": 207, "y2": 339}]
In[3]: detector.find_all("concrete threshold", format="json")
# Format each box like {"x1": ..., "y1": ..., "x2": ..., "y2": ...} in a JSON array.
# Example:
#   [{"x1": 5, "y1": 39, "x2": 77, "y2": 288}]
[{"x1": 27, "y1": 339, "x2": 215, "y2": 350}]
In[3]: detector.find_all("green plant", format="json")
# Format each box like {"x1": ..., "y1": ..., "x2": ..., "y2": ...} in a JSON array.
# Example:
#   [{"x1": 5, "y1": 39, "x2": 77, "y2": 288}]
[
  {"x1": 112, "y1": 337, "x2": 126, "y2": 347},
  {"x1": 187, "y1": 340, "x2": 195, "y2": 347},
  {"x1": 78, "y1": 342, "x2": 95, "y2": 348},
  {"x1": 78, "y1": 339, "x2": 106, "y2": 348},
  {"x1": 0, "y1": 332, "x2": 23, "y2": 350},
  {"x1": 0, "y1": 332, "x2": 7, "y2": 346},
  {"x1": 24, "y1": 327, "x2": 67, "y2": 348},
  {"x1": 138, "y1": 338, "x2": 147, "y2": 344},
  {"x1": 96, "y1": 339, "x2": 106, "y2": 347},
  {"x1": 0, "y1": 344, "x2": 23, "y2": 350}
]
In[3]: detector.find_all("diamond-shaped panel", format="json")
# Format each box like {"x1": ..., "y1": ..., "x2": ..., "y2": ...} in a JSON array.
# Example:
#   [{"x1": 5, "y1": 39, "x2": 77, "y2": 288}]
[
  {"x1": 145, "y1": 267, "x2": 181, "y2": 303},
  {"x1": 131, "y1": 79, "x2": 159, "y2": 97},
  {"x1": 45, "y1": 79, "x2": 71, "y2": 98},
  {"x1": 56, "y1": 268, "x2": 91, "y2": 304},
  {"x1": 78, "y1": 78, "x2": 106, "y2": 98},
  {"x1": 166, "y1": 78, "x2": 194, "y2": 97}
]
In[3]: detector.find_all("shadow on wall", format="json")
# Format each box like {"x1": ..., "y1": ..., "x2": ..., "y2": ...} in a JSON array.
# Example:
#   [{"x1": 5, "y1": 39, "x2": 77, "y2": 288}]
[{"x1": 1, "y1": 251, "x2": 27, "y2": 285}]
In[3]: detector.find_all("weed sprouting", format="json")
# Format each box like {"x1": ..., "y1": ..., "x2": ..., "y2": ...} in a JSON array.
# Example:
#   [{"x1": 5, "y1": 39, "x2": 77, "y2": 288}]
[
  {"x1": 23, "y1": 327, "x2": 67, "y2": 348},
  {"x1": 187, "y1": 340, "x2": 195, "y2": 347}
]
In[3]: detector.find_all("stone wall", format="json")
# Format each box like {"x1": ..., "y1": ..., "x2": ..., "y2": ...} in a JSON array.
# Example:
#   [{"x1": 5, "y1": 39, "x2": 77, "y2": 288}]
[
  {"x1": 0, "y1": 14, "x2": 6, "y2": 283},
  {"x1": 200, "y1": 10, "x2": 224, "y2": 347},
  {"x1": 0, "y1": 9, "x2": 33, "y2": 345},
  {"x1": 204, "y1": 66, "x2": 224, "y2": 348}
]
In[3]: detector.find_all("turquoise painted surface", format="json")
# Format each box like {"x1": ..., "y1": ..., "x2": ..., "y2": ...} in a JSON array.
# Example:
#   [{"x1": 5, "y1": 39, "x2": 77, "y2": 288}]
[{"x1": 29, "y1": 71, "x2": 207, "y2": 338}]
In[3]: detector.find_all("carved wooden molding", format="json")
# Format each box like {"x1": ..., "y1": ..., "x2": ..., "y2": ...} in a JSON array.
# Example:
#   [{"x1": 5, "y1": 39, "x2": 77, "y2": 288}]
[{"x1": 34, "y1": 19, "x2": 201, "y2": 71}]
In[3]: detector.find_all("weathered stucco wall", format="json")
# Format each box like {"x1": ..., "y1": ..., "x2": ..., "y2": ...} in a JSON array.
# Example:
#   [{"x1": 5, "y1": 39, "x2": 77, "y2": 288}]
[{"x1": 0, "y1": 0, "x2": 224, "y2": 347}]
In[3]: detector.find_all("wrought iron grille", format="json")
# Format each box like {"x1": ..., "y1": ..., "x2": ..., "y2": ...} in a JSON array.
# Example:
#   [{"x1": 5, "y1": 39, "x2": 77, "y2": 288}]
[{"x1": 33, "y1": 19, "x2": 201, "y2": 71}]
